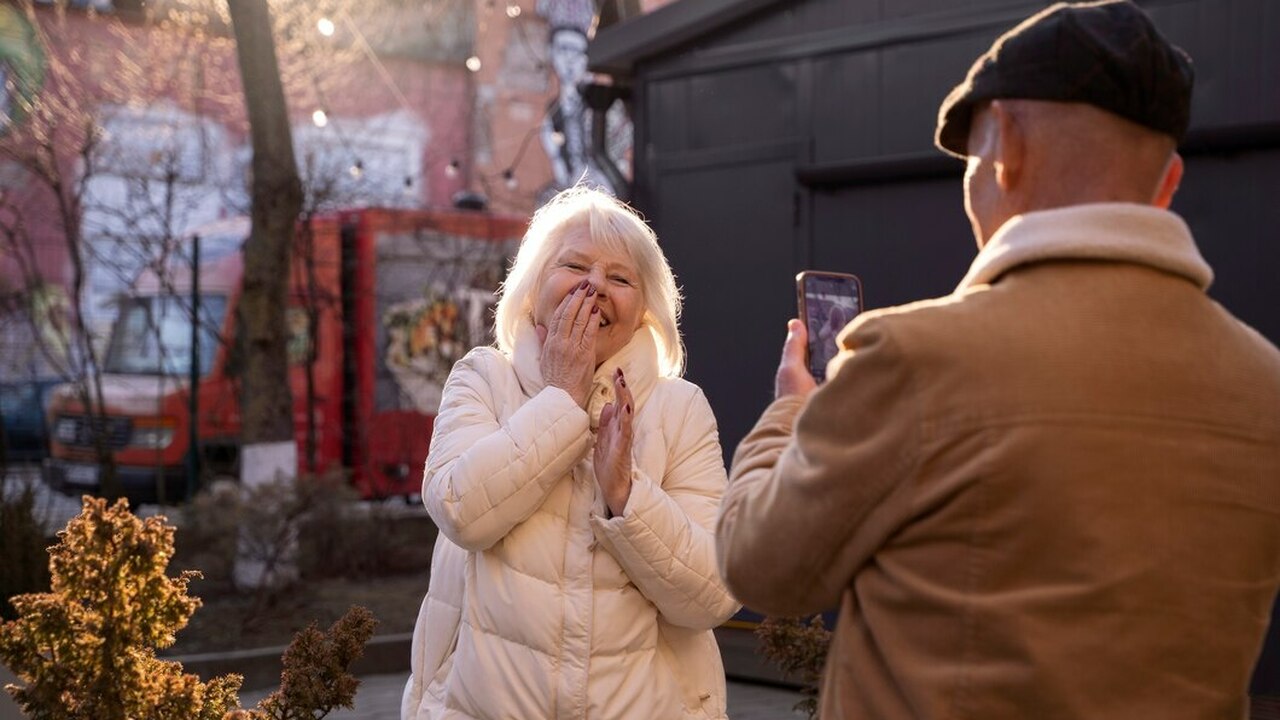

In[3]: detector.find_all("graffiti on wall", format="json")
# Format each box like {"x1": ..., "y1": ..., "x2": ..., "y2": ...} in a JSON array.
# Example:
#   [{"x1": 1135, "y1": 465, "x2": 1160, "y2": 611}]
[
  {"x1": 374, "y1": 229, "x2": 518, "y2": 414},
  {"x1": 80, "y1": 104, "x2": 433, "y2": 341},
  {"x1": 0, "y1": 282, "x2": 71, "y2": 380},
  {"x1": 0, "y1": 5, "x2": 47, "y2": 133},
  {"x1": 535, "y1": 0, "x2": 632, "y2": 201},
  {"x1": 291, "y1": 110, "x2": 429, "y2": 211}
]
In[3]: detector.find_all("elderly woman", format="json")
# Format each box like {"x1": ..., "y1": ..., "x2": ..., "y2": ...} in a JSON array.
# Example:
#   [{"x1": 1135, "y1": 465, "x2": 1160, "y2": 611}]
[{"x1": 402, "y1": 187, "x2": 739, "y2": 720}]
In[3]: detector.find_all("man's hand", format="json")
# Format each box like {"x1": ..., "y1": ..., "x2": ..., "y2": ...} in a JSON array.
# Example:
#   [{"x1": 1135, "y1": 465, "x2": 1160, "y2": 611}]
[
  {"x1": 775, "y1": 319, "x2": 818, "y2": 400},
  {"x1": 538, "y1": 280, "x2": 599, "y2": 407}
]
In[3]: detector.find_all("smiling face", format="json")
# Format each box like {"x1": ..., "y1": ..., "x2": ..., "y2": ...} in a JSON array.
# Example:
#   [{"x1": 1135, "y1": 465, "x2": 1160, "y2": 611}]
[{"x1": 533, "y1": 225, "x2": 646, "y2": 367}]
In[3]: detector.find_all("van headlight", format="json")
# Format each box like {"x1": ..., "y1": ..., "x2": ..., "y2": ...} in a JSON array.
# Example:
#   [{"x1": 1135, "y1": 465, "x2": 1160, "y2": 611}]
[
  {"x1": 128, "y1": 417, "x2": 176, "y2": 449},
  {"x1": 53, "y1": 416, "x2": 79, "y2": 444}
]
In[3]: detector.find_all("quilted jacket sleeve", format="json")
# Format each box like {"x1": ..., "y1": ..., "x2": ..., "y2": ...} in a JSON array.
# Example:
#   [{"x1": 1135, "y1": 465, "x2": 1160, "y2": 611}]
[
  {"x1": 590, "y1": 384, "x2": 741, "y2": 630},
  {"x1": 423, "y1": 349, "x2": 591, "y2": 551}
]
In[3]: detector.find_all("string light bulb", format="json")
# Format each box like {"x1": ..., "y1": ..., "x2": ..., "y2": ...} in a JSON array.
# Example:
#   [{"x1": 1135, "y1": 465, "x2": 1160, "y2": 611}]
[
  {"x1": 503, "y1": 169, "x2": 518, "y2": 190},
  {"x1": 317, "y1": 17, "x2": 335, "y2": 36},
  {"x1": 506, "y1": 3, "x2": 521, "y2": 18},
  {"x1": 349, "y1": 160, "x2": 364, "y2": 180},
  {"x1": 311, "y1": 109, "x2": 328, "y2": 128},
  {"x1": 465, "y1": 56, "x2": 482, "y2": 72},
  {"x1": 445, "y1": 159, "x2": 461, "y2": 179}
]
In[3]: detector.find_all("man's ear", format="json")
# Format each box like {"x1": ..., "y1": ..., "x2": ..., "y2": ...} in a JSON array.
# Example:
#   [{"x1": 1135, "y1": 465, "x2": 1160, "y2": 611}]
[
  {"x1": 1152, "y1": 152, "x2": 1184, "y2": 209},
  {"x1": 991, "y1": 100, "x2": 1025, "y2": 192}
]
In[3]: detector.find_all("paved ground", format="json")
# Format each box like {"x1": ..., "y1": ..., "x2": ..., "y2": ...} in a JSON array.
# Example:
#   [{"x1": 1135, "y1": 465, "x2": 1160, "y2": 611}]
[{"x1": 240, "y1": 672, "x2": 807, "y2": 719}]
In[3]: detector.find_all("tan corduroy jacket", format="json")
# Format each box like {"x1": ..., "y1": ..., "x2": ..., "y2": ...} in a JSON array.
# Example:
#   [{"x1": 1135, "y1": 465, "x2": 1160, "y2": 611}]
[{"x1": 718, "y1": 203, "x2": 1280, "y2": 719}]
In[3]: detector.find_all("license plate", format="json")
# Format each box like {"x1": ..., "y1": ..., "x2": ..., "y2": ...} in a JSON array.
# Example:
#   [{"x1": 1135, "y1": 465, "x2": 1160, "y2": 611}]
[{"x1": 64, "y1": 463, "x2": 100, "y2": 487}]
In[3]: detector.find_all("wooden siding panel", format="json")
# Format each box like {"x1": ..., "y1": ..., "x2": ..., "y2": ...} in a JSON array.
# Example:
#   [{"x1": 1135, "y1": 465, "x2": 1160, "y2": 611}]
[
  {"x1": 1175, "y1": 148, "x2": 1280, "y2": 346},
  {"x1": 687, "y1": 63, "x2": 799, "y2": 150},
  {"x1": 812, "y1": 51, "x2": 882, "y2": 162},
  {"x1": 811, "y1": 176, "x2": 973, "y2": 311},
  {"x1": 653, "y1": 161, "x2": 798, "y2": 461},
  {"x1": 648, "y1": 77, "x2": 691, "y2": 155},
  {"x1": 878, "y1": 33, "x2": 994, "y2": 156}
]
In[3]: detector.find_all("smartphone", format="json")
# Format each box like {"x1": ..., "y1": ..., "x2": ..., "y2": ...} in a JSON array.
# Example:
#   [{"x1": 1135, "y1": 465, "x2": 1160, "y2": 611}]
[{"x1": 796, "y1": 270, "x2": 863, "y2": 382}]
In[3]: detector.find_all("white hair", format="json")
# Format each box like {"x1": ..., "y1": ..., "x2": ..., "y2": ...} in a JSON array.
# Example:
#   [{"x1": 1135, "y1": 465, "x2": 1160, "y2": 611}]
[{"x1": 494, "y1": 185, "x2": 685, "y2": 378}]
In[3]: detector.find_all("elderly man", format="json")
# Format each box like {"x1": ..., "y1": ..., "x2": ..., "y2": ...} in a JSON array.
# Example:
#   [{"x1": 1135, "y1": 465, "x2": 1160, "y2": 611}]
[{"x1": 716, "y1": 2, "x2": 1280, "y2": 718}]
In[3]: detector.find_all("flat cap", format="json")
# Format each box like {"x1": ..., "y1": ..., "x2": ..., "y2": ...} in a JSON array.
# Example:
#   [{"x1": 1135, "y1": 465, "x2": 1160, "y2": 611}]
[{"x1": 935, "y1": 0, "x2": 1194, "y2": 158}]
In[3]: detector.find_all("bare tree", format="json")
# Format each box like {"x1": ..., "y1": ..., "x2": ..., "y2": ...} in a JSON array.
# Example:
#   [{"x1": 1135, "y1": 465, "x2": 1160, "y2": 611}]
[
  {"x1": 0, "y1": 1, "x2": 127, "y2": 497},
  {"x1": 0, "y1": 1, "x2": 259, "y2": 502},
  {"x1": 226, "y1": 0, "x2": 302, "y2": 471},
  {"x1": 0, "y1": 0, "x2": 471, "y2": 511}
]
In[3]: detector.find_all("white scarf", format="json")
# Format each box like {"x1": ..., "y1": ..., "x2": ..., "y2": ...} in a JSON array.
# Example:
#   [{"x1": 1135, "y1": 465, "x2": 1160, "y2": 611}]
[{"x1": 509, "y1": 320, "x2": 659, "y2": 429}]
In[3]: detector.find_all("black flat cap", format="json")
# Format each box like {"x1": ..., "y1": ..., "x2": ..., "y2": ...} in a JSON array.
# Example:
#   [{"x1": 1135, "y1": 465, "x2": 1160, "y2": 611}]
[{"x1": 935, "y1": 0, "x2": 1194, "y2": 158}]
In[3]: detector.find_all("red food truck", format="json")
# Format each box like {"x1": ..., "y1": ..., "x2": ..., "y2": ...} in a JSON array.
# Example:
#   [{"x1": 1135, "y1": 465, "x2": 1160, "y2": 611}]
[{"x1": 43, "y1": 207, "x2": 524, "y2": 504}]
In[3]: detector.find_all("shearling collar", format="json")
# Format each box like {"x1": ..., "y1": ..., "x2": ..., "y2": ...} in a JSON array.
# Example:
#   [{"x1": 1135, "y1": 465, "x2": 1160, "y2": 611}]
[
  {"x1": 956, "y1": 203, "x2": 1213, "y2": 292},
  {"x1": 510, "y1": 320, "x2": 658, "y2": 429}
]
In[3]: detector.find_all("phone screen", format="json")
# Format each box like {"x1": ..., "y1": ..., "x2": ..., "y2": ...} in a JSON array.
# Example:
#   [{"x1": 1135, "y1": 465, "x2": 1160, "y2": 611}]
[{"x1": 799, "y1": 272, "x2": 862, "y2": 382}]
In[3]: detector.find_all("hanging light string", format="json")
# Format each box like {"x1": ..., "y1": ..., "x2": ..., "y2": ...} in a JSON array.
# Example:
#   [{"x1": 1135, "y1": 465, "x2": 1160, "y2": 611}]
[
  {"x1": 335, "y1": 8, "x2": 415, "y2": 118},
  {"x1": 507, "y1": 4, "x2": 550, "y2": 72},
  {"x1": 306, "y1": 2, "x2": 563, "y2": 204},
  {"x1": 502, "y1": 123, "x2": 542, "y2": 185},
  {"x1": 469, "y1": 0, "x2": 559, "y2": 198},
  {"x1": 307, "y1": 11, "x2": 455, "y2": 197}
]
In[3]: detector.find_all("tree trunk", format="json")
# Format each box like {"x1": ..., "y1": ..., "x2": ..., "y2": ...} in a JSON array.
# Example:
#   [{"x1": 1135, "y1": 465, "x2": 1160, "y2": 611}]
[
  {"x1": 227, "y1": 0, "x2": 303, "y2": 591},
  {"x1": 226, "y1": 0, "x2": 302, "y2": 450}
]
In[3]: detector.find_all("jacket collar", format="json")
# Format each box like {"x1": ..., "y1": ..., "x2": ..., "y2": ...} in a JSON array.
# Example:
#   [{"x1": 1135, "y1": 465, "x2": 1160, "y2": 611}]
[
  {"x1": 511, "y1": 320, "x2": 658, "y2": 428},
  {"x1": 956, "y1": 203, "x2": 1213, "y2": 292}
]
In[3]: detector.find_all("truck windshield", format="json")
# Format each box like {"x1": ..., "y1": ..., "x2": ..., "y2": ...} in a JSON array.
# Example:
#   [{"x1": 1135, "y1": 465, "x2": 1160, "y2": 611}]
[{"x1": 103, "y1": 295, "x2": 228, "y2": 376}]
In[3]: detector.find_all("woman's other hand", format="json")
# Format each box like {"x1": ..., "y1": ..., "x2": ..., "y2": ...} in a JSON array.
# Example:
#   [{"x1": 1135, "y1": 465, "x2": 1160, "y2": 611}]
[
  {"x1": 595, "y1": 367, "x2": 633, "y2": 517},
  {"x1": 538, "y1": 280, "x2": 599, "y2": 407}
]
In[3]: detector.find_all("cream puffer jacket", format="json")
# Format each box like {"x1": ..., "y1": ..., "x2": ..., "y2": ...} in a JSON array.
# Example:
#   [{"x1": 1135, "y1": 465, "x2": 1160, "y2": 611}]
[{"x1": 402, "y1": 322, "x2": 740, "y2": 720}]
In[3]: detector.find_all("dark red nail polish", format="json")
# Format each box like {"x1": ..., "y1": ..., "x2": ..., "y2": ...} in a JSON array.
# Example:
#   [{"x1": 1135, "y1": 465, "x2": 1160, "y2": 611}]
[
  {"x1": 625, "y1": 404, "x2": 632, "y2": 414},
  {"x1": 591, "y1": 306, "x2": 599, "y2": 314},
  {"x1": 620, "y1": 378, "x2": 626, "y2": 388},
  {"x1": 587, "y1": 286, "x2": 596, "y2": 296}
]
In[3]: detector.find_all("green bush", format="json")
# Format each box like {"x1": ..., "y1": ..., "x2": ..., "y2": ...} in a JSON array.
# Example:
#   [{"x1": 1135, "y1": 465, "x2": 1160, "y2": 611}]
[
  {"x1": 176, "y1": 479, "x2": 243, "y2": 595},
  {"x1": 0, "y1": 496, "x2": 241, "y2": 719},
  {"x1": 179, "y1": 472, "x2": 433, "y2": 586},
  {"x1": 0, "y1": 478, "x2": 51, "y2": 620},
  {"x1": 299, "y1": 481, "x2": 434, "y2": 580},
  {"x1": 0, "y1": 495, "x2": 376, "y2": 720},
  {"x1": 756, "y1": 615, "x2": 832, "y2": 719},
  {"x1": 236, "y1": 607, "x2": 377, "y2": 719}
]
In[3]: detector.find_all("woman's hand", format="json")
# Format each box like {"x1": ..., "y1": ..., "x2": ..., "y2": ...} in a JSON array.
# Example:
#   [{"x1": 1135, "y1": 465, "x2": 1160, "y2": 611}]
[
  {"x1": 538, "y1": 280, "x2": 599, "y2": 407},
  {"x1": 594, "y1": 368, "x2": 633, "y2": 517}
]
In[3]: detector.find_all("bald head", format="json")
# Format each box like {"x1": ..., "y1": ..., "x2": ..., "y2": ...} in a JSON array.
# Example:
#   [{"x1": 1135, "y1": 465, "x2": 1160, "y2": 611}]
[{"x1": 963, "y1": 99, "x2": 1184, "y2": 246}]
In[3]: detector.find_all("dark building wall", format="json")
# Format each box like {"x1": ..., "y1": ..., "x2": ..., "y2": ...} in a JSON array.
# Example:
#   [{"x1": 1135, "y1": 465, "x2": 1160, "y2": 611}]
[
  {"x1": 629, "y1": 0, "x2": 1280, "y2": 453},
  {"x1": 613, "y1": 0, "x2": 1280, "y2": 695}
]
